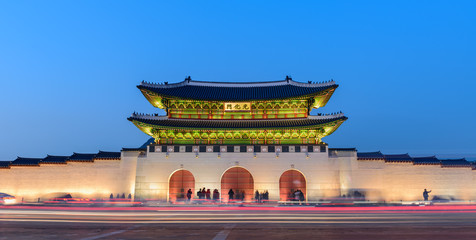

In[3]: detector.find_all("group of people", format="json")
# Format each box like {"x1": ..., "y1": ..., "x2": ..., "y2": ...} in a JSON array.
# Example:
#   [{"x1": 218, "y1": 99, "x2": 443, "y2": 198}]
[
  {"x1": 191, "y1": 188, "x2": 220, "y2": 201},
  {"x1": 179, "y1": 188, "x2": 434, "y2": 202},
  {"x1": 254, "y1": 190, "x2": 269, "y2": 203},
  {"x1": 227, "y1": 189, "x2": 246, "y2": 201},
  {"x1": 109, "y1": 193, "x2": 132, "y2": 199},
  {"x1": 288, "y1": 189, "x2": 305, "y2": 202}
]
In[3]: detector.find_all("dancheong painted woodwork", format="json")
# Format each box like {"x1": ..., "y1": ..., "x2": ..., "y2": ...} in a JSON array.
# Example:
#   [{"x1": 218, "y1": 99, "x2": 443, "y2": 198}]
[{"x1": 129, "y1": 76, "x2": 347, "y2": 145}]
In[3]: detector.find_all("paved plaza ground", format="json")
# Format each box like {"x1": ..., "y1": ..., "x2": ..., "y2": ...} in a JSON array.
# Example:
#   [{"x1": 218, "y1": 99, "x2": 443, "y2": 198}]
[{"x1": 1, "y1": 206, "x2": 476, "y2": 239}]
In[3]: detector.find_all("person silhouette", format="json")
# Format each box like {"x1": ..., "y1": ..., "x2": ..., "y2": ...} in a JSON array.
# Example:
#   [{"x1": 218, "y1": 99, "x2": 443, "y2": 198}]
[
  {"x1": 187, "y1": 189, "x2": 192, "y2": 201},
  {"x1": 423, "y1": 189, "x2": 432, "y2": 201},
  {"x1": 228, "y1": 189, "x2": 234, "y2": 201}
]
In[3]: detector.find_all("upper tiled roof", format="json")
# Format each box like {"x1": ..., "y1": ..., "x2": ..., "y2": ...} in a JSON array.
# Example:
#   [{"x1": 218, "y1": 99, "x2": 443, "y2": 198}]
[
  {"x1": 129, "y1": 113, "x2": 347, "y2": 129},
  {"x1": 138, "y1": 77, "x2": 338, "y2": 101},
  {"x1": 357, "y1": 151, "x2": 384, "y2": 160},
  {"x1": 94, "y1": 151, "x2": 121, "y2": 159}
]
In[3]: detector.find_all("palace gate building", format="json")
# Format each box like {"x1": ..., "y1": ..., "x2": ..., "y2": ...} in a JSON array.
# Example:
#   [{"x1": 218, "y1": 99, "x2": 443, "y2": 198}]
[{"x1": 1, "y1": 77, "x2": 475, "y2": 202}]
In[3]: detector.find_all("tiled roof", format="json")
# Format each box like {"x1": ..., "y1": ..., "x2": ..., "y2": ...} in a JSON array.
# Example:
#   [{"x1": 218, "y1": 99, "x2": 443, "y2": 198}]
[
  {"x1": 4, "y1": 150, "x2": 123, "y2": 168},
  {"x1": 440, "y1": 159, "x2": 471, "y2": 168},
  {"x1": 138, "y1": 78, "x2": 338, "y2": 101},
  {"x1": 94, "y1": 151, "x2": 121, "y2": 159},
  {"x1": 41, "y1": 155, "x2": 69, "y2": 164},
  {"x1": 140, "y1": 138, "x2": 155, "y2": 148},
  {"x1": 384, "y1": 154, "x2": 413, "y2": 163},
  {"x1": 67, "y1": 153, "x2": 96, "y2": 162},
  {"x1": 357, "y1": 151, "x2": 475, "y2": 169},
  {"x1": 0, "y1": 161, "x2": 11, "y2": 168},
  {"x1": 129, "y1": 114, "x2": 347, "y2": 129},
  {"x1": 412, "y1": 156, "x2": 440, "y2": 165},
  {"x1": 328, "y1": 148, "x2": 356, "y2": 152},
  {"x1": 357, "y1": 151, "x2": 384, "y2": 160},
  {"x1": 11, "y1": 157, "x2": 42, "y2": 166},
  {"x1": 121, "y1": 148, "x2": 147, "y2": 152}
]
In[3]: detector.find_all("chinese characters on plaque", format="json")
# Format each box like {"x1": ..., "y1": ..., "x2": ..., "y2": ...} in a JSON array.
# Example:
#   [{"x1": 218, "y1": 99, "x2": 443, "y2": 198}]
[{"x1": 224, "y1": 102, "x2": 251, "y2": 112}]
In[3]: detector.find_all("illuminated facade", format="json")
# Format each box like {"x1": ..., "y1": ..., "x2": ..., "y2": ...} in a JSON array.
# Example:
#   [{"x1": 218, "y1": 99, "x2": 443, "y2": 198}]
[
  {"x1": 1, "y1": 77, "x2": 475, "y2": 203},
  {"x1": 129, "y1": 76, "x2": 346, "y2": 145}
]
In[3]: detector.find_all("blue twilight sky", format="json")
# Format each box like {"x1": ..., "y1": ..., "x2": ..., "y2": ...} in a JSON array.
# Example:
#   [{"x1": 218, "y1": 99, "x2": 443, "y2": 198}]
[{"x1": 0, "y1": 1, "x2": 475, "y2": 160}]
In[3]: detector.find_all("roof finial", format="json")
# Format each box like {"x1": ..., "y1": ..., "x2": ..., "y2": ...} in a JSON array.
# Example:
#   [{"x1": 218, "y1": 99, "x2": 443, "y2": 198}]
[
  {"x1": 285, "y1": 75, "x2": 292, "y2": 82},
  {"x1": 185, "y1": 76, "x2": 191, "y2": 82}
]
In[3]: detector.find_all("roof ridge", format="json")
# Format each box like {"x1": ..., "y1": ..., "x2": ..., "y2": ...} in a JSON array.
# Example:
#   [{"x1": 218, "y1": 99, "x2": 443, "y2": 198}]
[{"x1": 139, "y1": 77, "x2": 337, "y2": 89}]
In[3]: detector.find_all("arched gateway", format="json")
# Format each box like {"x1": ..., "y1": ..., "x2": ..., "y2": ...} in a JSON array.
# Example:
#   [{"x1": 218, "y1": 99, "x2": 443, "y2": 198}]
[
  {"x1": 168, "y1": 170, "x2": 195, "y2": 202},
  {"x1": 279, "y1": 170, "x2": 306, "y2": 201},
  {"x1": 221, "y1": 167, "x2": 254, "y2": 202}
]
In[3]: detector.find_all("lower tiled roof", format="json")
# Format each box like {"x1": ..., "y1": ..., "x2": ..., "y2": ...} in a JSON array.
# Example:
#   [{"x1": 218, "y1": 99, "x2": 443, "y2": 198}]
[{"x1": 129, "y1": 115, "x2": 347, "y2": 129}]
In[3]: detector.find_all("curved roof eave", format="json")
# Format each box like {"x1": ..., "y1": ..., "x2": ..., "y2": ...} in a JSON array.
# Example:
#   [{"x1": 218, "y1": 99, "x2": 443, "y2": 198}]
[
  {"x1": 137, "y1": 79, "x2": 338, "y2": 103},
  {"x1": 128, "y1": 115, "x2": 347, "y2": 131}
]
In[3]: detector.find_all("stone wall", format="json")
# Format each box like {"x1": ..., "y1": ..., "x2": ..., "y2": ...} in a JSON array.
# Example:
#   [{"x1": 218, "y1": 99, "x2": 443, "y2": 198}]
[
  {"x1": 344, "y1": 154, "x2": 476, "y2": 201},
  {"x1": 134, "y1": 145, "x2": 342, "y2": 201},
  {"x1": 2, "y1": 146, "x2": 474, "y2": 203},
  {"x1": 0, "y1": 152, "x2": 139, "y2": 202}
]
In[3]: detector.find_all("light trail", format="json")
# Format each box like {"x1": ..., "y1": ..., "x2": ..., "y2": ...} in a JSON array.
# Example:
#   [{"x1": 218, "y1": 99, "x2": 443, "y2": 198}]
[{"x1": 2, "y1": 205, "x2": 476, "y2": 225}]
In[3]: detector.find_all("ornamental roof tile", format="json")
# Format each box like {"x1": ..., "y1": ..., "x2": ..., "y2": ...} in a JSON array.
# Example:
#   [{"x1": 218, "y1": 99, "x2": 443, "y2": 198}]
[
  {"x1": 128, "y1": 114, "x2": 347, "y2": 129},
  {"x1": 138, "y1": 78, "x2": 338, "y2": 101}
]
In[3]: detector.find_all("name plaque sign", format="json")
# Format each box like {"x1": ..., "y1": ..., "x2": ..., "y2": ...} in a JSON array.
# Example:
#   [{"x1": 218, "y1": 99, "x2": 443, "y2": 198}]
[{"x1": 224, "y1": 102, "x2": 251, "y2": 112}]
